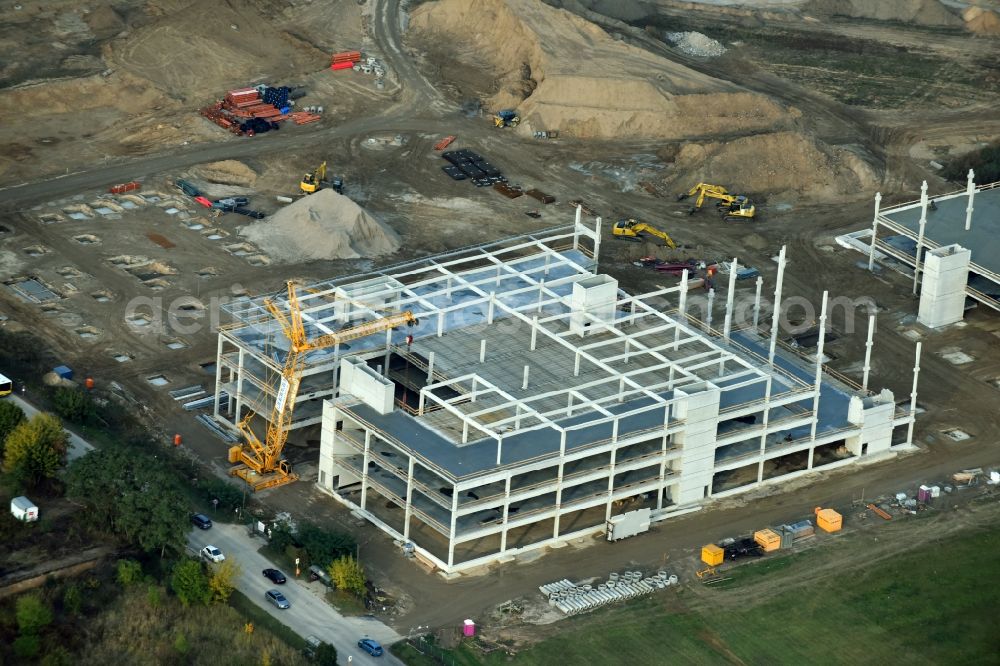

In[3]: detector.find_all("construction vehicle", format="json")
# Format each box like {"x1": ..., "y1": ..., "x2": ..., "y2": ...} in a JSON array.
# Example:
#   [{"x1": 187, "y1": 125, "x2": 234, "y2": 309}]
[
  {"x1": 612, "y1": 219, "x2": 677, "y2": 249},
  {"x1": 0, "y1": 372, "x2": 12, "y2": 397},
  {"x1": 299, "y1": 161, "x2": 344, "y2": 195},
  {"x1": 228, "y1": 282, "x2": 416, "y2": 491},
  {"x1": 493, "y1": 109, "x2": 520, "y2": 128},
  {"x1": 695, "y1": 566, "x2": 718, "y2": 579},
  {"x1": 678, "y1": 182, "x2": 756, "y2": 222}
]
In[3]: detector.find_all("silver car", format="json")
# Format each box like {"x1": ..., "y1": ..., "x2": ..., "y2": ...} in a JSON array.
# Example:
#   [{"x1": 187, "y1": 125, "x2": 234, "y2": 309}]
[{"x1": 265, "y1": 589, "x2": 290, "y2": 609}]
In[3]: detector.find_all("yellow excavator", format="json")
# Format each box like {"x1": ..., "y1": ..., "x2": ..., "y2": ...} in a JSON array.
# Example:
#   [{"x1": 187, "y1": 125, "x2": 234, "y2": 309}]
[
  {"x1": 612, "y1": 219, "x2": 677, "y2": 249},
  {"x1": 678, "y1": 183, "x2": 756, "y2": 222},
  {"x1": 299, "y1": 161, "x2": 344, "y2": 195},
  {"x1": 228, "y1": 281, "x2": 416, "y2": 491}
]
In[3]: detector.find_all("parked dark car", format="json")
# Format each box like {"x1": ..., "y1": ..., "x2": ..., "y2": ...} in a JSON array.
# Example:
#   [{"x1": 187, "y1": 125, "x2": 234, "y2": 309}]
[
  {"x1": 263, "y1": 568, "x2": 287, "y2": 584},
  {"x1": 358, "y1": 638, "x2": 383, "y2": 657},
  {"x1": 191, "y1": 513, "x2": 212, "y2": 530}
]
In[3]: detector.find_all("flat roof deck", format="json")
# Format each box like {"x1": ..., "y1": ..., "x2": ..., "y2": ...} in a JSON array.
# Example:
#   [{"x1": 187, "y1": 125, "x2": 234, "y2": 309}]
[
  {"x1": 340, "y1": 329, "x2": 855, "y2": 481},
  {"x1": 882, "y1": 185, "x2": 1000, "y2": 278}
]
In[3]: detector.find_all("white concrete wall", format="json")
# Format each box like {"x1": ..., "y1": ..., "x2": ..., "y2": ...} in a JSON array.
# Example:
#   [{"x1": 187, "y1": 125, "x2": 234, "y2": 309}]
[
  {"x1": 846, "y1": 389, "x2": 896, "y2": 456},
  {"x1": 918, "y1": 244, "x2": 970, "y2": 328},
  {"x1": 339, "y1": 358, "x2": 394, "y2": 414},
  {"x1": 570, "y1": 275, "x2": 618, "y2": 336},
  {"x1": 673, "y1": 383, "x2": 722, "y2": 505}
]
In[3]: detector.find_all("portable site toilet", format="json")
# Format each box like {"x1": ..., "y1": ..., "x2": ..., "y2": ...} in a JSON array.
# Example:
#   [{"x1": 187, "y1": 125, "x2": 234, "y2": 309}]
[
  {"x1": 463, "y1": 619, "x2": 476, "y2": 637},
  {"x1": 11, "y1": 496, "x2": 38, "y2": 522}
]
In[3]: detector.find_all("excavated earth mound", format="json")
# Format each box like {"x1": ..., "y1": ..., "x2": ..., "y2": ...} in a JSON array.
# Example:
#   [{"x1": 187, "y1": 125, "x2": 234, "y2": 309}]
[
  {"x1": 668, "y1": 132, "x2": 878, "y2": 199},
  {"x1": 410, "y1": 0, "x2": 791, "y2": 140},
  {"x1": 188, "y1": 160, "x2": 257, "y2": 187},
  {"x1": 240, "y1": 189, "x2": 400, "y2": 263},
  {"x1": 805, "y1": 0, "x2": 963, "y2": 26}
]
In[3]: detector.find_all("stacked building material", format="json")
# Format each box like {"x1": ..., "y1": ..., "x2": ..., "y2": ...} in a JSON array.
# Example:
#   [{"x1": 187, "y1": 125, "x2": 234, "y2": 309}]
[
  {"x1": 262, "y1": 86, "x2": 290, "y2": 109},
  {"x1": 226, "y1": 87, "x2": 259, "y2": 107},
  {"x1": 109, "y1": 182, "x2": 141, "y2": 194},
  {"x1": 332, "y1": 50, "x2": 361, "y2": 70},
  {"x1": 289, "y1": 111, "x2": 322, "y2": 125}
]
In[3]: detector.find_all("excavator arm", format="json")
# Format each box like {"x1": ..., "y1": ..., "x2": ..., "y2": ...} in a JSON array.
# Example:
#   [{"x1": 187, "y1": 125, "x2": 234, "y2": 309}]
[{"x1": 632, "y1": 223, "x2": 677, "y2": 249}]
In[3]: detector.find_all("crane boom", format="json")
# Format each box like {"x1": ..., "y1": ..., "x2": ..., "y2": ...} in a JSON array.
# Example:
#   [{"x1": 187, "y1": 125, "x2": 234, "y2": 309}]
[{"x1": 228, "y1": 282, "x2": 416, "y2": 491}]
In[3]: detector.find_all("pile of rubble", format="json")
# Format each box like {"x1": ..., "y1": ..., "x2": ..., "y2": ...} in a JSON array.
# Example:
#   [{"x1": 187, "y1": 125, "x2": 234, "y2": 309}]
[{"x1": 665, "y1": 31, "x2": 727, "y2": 57}]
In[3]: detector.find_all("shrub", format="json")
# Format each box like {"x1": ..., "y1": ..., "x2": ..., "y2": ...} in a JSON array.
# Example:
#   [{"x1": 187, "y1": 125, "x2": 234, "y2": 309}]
[
  {"x1": 200, "y1": 476, "x2": 244, "y2": 514},
  {"x1": 328, "y1": 555, "x2": 366, "y2": 598},
  {"x1": 50, "y1": 387, "x2": 96, "y2": 425},
  {"x1": 16, "y1": 593, "x2": 54, "y2": 634},
  {"x1": 170, "y1": 559, "x2": 211, "y2": 607},
  {"x1": 3, "y1": 413, "x2": 68, "y2": 488},
  {"x1": 943, "y1": 141, "x2": 1000, "y2": 184},
  {"x1": 0, "y1": 400, "x2": 26, "y2": 453},
  {"x1": 208, "y1": 559, "x2": 241, "y2": 604},
  {"x1": 63, "y1": 584, "x2": 83, "y2": 615},
  {"x1": 116, "y1": 558, "x2": 143, "y2": 586},
  {"x1": 13, "y1": 634, "x2": 41, "y2": 659},
  {"x1": 174, "y1": 633, "x2": 190, "y2": 656},
  {"x1": 296, "y1": 522, "x2": 355, "y2": 569},
  {"x1": 315, "y1": 642, "x2": 338, "y2": 666},
  {"x1": 146, "y1": 585, "x2": 162, "y2": 608}
]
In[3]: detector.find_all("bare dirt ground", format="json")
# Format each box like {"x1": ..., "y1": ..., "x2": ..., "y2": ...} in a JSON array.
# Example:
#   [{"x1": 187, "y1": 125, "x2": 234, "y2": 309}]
[{"x1": 1, "y1": 0, "x2": 999, "y2": 639}]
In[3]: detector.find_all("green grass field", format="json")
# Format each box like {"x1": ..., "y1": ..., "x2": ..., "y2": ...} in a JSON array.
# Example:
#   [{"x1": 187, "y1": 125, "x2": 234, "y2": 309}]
[{"x1": 395, "y1": 526, "x2": 1000, "y2": 665}]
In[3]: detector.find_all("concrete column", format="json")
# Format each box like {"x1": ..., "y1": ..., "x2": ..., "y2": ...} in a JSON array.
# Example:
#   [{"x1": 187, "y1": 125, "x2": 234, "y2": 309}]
[
  {"x1": 213, "y1": 335, "x2": 224, "y2": 419},
  {"x1": 566, "y1": 393, "x2": 573, "y2": 417},
  {"x1": 573, "y1": 205, "x2": 582, "y2": 251},
  {"x1": 360, "y1": 430, "x2": 372, "y2": 510},
  {"x1": 437, "y1": 310, "x2": 445, "y2": 337},
  {"x1": 499, "y1": 474, "x2": 512, "y2": 553},
  {"x1": 234, "y1": 347, "x2": 246, "y2": 424},
  {"x1": 553, "y1": 431, "x2": 567, "y2": 539},
  {"x1": 426, "y1": 351, "x2": 435, "y2": 384},
  {"x1": 674, "y1": 385, "x2": 722, "y2": 505},
  {"x1": 522, "y1": 365, "x2": 530, "y2": 390},
  {"x1": 530, "y1": 315, "x2": 538, "y2": 351},
  {"x1": 496, "y1": 435, "x2": 503, "y2": 465},
  {"x1": 917, "y1": 245, "x2": 971, "y2": 328},
  {"x1": 965, "y1": 169, "x2": 976, "y2": 231},
  {"x1": 706, "y1": 288, "x2": 715, "y2": 332},
  {"x1": 574, "y1": 350, "x2": 581, "y2": 377},
  {"x1": 752, "y1": 276, "x2": 763, "y2": 332},
  {"x1": 809, "y1": 292, "x2": 829, "y2": 443},
  {"x1": 723, "y1": 257, "x2": 738, "y2": 341},
  {"x1": 480, "y1": 339, "x2": 486, "y2": 363},
  {"x1": 605, "y1": 438, "x2": 619, "y2": 521},
  {"x1": 403, "y1": 456, "x2": 415, "y2": 540},
  {"x1": 447, "y1": 490, "x2": 459, "y2": 568},
  {"x1": 675, "y1": 269, "x2": 689, "y2": 350},
  {"x1": 867, "y1": 192, "x2": 882, "y2": 272},
  {"x1": 913, "y1": 181, "x2": 929, "y2": 295},
  {"x1": 593, "y1": 217, "x2": 603, "y2": 263},
  {"x1": 862, "y1": 314, "x2": 875, "y2": 392},
  {"x1": 382, "y1": 328, "x2": 392, "y2": 376},
  {"x1": 906, "y1": 342, "x2": 922, "y2": 445},
  {"x1": 768, "y1": 246, "x2": 787, "y2": 366},
  {"x1": 487, "y1": 292, "x2": 496, "y2": 324}
]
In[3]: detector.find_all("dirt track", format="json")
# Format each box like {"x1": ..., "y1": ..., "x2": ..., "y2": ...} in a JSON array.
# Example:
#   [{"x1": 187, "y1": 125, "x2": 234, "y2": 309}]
[{"x1": 1, "y1": 0, "x2": 999, "y2": 639}]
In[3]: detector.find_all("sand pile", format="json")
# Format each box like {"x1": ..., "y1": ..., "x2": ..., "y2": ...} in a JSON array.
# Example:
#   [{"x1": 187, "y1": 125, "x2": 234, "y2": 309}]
[
  {"x1": 665, "y1": 31, "x2": 727, "y2": 57},
  {"x1": 410, "y1": 0, "x2": 789, "y2": 140},
  {"x1": 805, "y1": 0, "x2": 963, "y2": 26},
  {"x1": 964, "y1": 6, "x2": 1000, "y2": 35},
  {"x1": 668, "y1": 131, "x2": 878, "y2": 200},
  {"x1": 240, "y1": 189, "x2": 400, "y2": 263},
  {"x1": 188, "y1": 160, "x2": 257, "y2": 187}
]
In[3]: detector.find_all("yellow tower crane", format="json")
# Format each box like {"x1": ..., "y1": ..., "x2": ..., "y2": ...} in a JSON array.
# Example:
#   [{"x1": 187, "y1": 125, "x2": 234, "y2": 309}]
[{"x1": 228, "y1": 281, "x2": 416, "y2": 491}]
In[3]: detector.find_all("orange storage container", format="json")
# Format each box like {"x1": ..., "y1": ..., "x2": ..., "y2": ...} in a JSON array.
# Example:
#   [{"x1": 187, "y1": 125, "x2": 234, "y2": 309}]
[
  {"x1": 754, "y1": 528, "x2": 781, "y2": 552},
  {"x1": 815, "y1": 507, "x2": 843, "y2": 533},
  {"x1": 701, "y1": 544, "x2": 724, "y2": 566}
]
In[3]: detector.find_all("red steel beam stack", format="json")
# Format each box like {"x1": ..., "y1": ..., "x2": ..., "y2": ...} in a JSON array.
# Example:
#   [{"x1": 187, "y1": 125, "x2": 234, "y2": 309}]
[
  {"x1": 289, "y1": 111, "x2": 321, "y2": 125},
  {"x1": 434, "y1": 136, "x2": 456, "y2": 151},
  {"x1": 109, "y1": 181, "x2": 141, "y2": 194},
  {"x1": 331, "y1": 50, "x2": 361, "y2": 71}
]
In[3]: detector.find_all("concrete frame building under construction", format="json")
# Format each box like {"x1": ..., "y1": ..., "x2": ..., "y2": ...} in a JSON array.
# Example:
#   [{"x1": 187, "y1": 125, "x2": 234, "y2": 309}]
[
  {"x1": 843, "y1": 174, "x2": 1000, "y2": 327},
  {"x1": 212, "y1": 214, "x2": 919, "y2": 574}
]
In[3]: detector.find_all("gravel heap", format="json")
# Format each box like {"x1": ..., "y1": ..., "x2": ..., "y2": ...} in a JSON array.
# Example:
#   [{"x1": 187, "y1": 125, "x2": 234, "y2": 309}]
[{"x1": 665, "y1": 31, "x2": 727, "y2": 58}]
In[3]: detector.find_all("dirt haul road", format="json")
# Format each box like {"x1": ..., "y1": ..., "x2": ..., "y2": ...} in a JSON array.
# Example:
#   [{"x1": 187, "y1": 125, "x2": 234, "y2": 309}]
[{"x1": 0, "y1": 0, "x2": 445, "y2": 211}]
